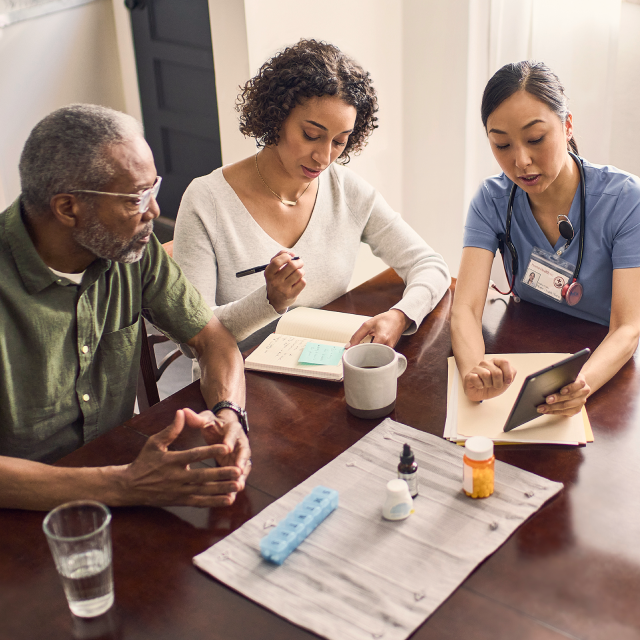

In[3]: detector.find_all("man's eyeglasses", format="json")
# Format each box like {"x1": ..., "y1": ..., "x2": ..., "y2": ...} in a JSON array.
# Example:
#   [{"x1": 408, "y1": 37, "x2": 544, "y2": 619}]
[{"x1": 69, "y1": 176, "x2": 162, "y2": 214}]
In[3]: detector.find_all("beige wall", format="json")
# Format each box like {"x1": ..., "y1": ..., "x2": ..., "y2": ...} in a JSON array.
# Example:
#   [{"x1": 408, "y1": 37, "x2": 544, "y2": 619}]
[
  {"x1": 207, "y1": 0, "x2": 255, "y2": 166},
  {"x1": 0, "y1": 0, "x2": 126, "y2": 211},
  {"x1": 2, "y1": 0, "x2": 640, "y2": 286},
  {"x1": 610, "y1": 1, "x2": 640, "y2": 176},
  {"x1": 241, "y1": 0, "x2": 402, "y2": 288},
  {"x1": 402, "y1": 0, "x2": 474, "y2": 283},
  {"x1": 243, "y1": 0, "x2": 403, "y2": 212}
]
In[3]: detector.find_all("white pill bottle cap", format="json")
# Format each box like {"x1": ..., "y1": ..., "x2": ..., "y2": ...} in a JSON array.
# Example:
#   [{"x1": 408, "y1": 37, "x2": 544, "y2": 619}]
[{"x1": 464, "y1": 436, "x2": 494, "y2": 461}]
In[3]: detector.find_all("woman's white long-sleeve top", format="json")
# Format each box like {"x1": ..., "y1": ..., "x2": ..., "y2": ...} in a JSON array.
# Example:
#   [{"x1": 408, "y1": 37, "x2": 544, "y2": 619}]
[{"x1": 173, "y1": 163, "x2": 451, "y2": 342}]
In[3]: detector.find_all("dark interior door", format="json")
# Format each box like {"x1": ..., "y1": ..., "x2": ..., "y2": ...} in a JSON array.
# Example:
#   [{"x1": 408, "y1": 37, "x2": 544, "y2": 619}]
[{"x1": 127, "y1": 0, "x2": 222, "y2": 234}]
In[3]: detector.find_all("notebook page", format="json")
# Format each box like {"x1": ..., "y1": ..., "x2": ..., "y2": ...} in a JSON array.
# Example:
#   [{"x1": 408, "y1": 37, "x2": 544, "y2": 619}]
[
  {"x1": 244, "y1": 334, "x2": 344, "y2": 380},
  {"x1": 275, "y1": 307, "x2": 372, "y2": 344}
]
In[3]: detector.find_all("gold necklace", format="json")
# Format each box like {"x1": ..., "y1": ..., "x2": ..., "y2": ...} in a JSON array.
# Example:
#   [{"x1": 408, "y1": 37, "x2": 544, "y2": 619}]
[{"x1": 255, "y1": 153, "x2": 311, "y2": 206}]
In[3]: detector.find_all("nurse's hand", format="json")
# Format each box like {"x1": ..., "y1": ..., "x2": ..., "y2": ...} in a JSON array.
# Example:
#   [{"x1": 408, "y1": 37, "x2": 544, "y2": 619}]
[
  {"x1": 536, "y1": 374, "x2": 590, "y2": 417},
  {"x1": 346, "y1": 310, "x2": 410, "y2": 348},
  {"x1": 265, "y1": 251, "x2": 306, "y2": 314},
  {"x1": 463, "y1": 358, "x2": 517, "y2": 402}
]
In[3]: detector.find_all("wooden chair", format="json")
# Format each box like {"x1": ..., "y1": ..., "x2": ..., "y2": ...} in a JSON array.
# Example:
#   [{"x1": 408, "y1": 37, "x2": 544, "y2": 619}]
[{"x1": 136, "y1": 240, "x2": 183, "y2": 411}]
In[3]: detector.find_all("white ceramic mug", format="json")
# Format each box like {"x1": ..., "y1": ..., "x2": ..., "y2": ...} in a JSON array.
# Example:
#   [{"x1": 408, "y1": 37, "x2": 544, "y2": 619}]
[{"x1": 342, "y1": 343, "x2": 407, "y2": 419}]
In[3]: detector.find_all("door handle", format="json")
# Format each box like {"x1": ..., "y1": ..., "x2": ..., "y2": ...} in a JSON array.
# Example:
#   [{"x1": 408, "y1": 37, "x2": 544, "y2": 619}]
[{"x1": 124, "y1": 0, "x2": 147, "y2": 10}]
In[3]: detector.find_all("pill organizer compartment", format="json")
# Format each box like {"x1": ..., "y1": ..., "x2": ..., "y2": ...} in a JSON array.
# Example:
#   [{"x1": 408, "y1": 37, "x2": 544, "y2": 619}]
[{"x1": 260, "y1": 486, "x2": 339, "y2": 565}]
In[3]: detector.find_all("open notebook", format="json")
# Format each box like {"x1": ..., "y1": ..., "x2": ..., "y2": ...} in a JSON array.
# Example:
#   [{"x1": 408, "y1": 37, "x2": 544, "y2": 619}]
[{"x1": 244, "y1": 307, "x2": 371, "y2": 381}]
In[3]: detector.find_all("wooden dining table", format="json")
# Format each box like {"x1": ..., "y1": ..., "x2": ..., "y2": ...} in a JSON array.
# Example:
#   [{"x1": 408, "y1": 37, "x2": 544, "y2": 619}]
[{"x1": 2, "y1": 269, "x2": 640, "y2": 640}]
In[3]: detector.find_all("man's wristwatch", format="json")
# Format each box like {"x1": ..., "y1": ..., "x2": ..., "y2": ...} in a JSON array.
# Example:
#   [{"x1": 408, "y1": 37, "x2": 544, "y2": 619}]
[{"x1": 211, "y1": 401, "x2": 249, "y2": 436}]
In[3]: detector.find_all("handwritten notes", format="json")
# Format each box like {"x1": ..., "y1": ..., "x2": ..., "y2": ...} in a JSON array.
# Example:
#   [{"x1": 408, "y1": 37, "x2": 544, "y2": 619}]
[
  {"x1": 298, "y1": 342, "x2": 345, "y2": 366},
  {"x1": 261, "y1": 335, "x2": 308, "y2": 363},
  {"x1": 244, "y1": 334, "x2": 346, "y2": 380}
]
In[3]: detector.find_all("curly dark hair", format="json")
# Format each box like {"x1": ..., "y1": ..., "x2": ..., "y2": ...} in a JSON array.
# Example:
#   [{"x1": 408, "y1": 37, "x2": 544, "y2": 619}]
[{"x1": 236, "y1": 39, "x2": 378, "y2": 164}]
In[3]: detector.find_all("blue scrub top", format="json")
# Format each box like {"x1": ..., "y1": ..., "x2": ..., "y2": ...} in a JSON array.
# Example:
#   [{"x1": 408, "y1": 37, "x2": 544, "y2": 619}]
[{"x1": 463, "y1": 159, "x2": 640, "y2": 326}]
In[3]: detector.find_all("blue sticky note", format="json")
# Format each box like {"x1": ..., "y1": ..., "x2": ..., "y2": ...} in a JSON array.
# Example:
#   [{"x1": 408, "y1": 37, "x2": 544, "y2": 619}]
[{"x1": 298, "y1": 342, "x2": 345, "y2": 366}]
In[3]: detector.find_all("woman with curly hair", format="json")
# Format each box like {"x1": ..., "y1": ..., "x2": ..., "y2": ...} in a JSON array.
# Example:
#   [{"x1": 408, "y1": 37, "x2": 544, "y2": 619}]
[{"x1": 174, "y1": 39, "x2": 450, "y2": 353}]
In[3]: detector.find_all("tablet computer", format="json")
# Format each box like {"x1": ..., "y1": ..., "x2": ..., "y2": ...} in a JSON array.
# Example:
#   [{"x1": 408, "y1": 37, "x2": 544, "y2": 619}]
[{"x1": 503, "y1": 348, "x2": 591, "y2": 432}]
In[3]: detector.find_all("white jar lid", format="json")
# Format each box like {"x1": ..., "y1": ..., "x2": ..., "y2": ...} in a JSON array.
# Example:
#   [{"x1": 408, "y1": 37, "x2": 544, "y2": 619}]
[
  {"x1": 386, "y1": 478, "x2": 411, "y2": 496},
  {"x1": 464, "y1": 436, "x2": 494, "y2": 461}
]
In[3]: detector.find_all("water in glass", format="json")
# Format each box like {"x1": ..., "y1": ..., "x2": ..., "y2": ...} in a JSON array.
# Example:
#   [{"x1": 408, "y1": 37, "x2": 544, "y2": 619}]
[{"x1": 58, "y1": 549, "x2": 114, "y2": 617}]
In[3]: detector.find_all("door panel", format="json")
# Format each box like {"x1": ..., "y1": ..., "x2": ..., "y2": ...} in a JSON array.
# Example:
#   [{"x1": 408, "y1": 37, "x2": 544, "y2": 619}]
[
  {"x1": 156, "y1": 60, "x2": 218, "y2": 117},
  {"x1": 128, "y1": 0, "x2": 222, "y2": 226},
  {"x1": 149, "y1": 0, "x2": 212, "y2": 48}
]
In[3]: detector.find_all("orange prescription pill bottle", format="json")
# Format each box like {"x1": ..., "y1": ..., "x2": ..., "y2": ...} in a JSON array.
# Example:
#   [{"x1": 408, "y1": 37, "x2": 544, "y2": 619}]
[{"x1": 463, "y1": 436, "x2": 495, "y2": 498}]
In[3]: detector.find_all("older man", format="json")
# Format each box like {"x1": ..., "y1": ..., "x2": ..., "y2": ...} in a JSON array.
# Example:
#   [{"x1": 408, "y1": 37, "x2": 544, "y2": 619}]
[{"x1": 0, "y1": 104, "x2": 250, "y2": 510}]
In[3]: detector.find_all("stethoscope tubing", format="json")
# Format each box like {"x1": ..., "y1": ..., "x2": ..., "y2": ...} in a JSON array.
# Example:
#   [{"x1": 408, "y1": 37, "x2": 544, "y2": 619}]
[{"x1": 497, "y1": 150, "x2": 586, "y2": 297}]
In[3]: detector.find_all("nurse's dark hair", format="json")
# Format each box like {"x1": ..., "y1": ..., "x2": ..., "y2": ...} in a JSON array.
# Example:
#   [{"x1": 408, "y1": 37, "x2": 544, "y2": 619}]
[
  {"x1": 19, "y1": 104, "x2": 143, "y2": 217},
  {"x1": 236, "y1": 39, "x2": 378, "y2": 164},
  {"x1": 480, "y1": 61, "x2": 579, "y2": 155}
]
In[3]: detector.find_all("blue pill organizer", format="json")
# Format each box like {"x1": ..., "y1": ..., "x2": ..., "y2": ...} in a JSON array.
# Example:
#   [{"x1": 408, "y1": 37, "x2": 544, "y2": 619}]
[{"x1": 260, "y1": 486, "x2": 339, "y2": 565}]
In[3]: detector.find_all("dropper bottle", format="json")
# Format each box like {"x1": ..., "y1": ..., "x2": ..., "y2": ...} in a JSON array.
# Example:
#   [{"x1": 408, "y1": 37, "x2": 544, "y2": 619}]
[{"x1": 397, "y1": 443, "x2": 418, "y2": 497}]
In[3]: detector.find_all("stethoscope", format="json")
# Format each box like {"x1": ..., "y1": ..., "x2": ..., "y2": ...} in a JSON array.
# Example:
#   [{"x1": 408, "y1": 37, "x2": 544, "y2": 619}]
[{"x1": 492, "y1": 150, "x2": 586, "y2": 306}]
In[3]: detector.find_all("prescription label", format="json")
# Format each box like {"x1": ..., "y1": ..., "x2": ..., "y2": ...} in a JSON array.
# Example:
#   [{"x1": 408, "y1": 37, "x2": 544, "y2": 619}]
[{"x1": 463, "y1": 463, "x2": 473, "y2": 494}]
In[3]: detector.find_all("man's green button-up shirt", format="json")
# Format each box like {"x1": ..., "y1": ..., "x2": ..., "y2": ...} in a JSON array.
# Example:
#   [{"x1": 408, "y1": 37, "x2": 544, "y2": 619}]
[{"x1": 0, "y1": 198, "x2": 213, "y2": 463}]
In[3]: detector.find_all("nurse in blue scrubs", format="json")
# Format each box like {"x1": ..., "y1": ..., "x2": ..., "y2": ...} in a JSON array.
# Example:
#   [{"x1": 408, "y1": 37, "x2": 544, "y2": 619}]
[{"x1": 451, "y1": 61, "x2": 640, "y2": 416}]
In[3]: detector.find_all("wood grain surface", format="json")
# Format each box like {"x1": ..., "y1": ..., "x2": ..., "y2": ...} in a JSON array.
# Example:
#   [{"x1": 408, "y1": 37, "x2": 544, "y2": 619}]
[{"x1": 1, "y1": 269, "x2": 639, "y2": 640}]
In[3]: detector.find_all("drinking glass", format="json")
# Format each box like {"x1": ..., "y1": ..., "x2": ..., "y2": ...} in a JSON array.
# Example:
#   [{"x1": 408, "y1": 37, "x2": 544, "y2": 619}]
[{"x1": 43, "y1": 501, "x2": 114, "y2": 618}]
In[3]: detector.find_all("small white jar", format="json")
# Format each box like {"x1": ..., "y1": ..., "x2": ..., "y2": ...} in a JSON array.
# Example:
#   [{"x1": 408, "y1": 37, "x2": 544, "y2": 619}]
[{"x1": 382, "y1": 479, "x2": 414, "y2": 520}]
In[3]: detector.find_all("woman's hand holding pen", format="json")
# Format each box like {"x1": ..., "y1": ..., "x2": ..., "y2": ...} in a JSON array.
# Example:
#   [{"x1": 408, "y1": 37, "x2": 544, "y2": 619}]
[
  {"x1": 265, "y1": 250, "x2": 306, "y2": 313},
  {"x1": 462, "y1": 357, "x2": 517, "y2": 402},
  {"x1": 346, "y1": 310, "x2": 410, "y2": 349}
]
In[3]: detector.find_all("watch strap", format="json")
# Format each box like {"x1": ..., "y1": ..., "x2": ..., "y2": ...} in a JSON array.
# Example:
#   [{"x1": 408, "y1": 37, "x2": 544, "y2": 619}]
[{"x1": 211, "y1": 401, "x2": 249, "y2": 436}]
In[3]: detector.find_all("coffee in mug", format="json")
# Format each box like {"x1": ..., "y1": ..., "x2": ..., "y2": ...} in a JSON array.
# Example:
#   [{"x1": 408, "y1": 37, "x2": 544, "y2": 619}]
[{"x1": 342, "y1": 343, "x2": 407, "y2": 418}]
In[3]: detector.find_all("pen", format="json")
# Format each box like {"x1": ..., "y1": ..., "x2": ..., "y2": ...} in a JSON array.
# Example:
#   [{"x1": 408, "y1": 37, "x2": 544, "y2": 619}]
[{"x1": 236, "y1": 257, "x2": 300, "y2": 278}]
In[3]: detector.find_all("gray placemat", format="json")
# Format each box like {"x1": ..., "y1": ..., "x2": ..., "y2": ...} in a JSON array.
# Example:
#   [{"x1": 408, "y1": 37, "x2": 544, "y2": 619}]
[{"x1": 194, "y1": 419, "x2": 563, "y2": 640}]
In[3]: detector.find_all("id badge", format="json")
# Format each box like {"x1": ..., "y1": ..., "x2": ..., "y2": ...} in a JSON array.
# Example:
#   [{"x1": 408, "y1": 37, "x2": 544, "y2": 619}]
[{"x1": 522, "y1": 247, "x2": 575, "y2": 302}]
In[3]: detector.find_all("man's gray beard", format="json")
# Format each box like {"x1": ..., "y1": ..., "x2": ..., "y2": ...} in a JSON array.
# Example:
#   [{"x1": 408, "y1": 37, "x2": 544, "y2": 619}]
[{"x1": 73, "y1": 214, "x2": 153, "y2": 264}]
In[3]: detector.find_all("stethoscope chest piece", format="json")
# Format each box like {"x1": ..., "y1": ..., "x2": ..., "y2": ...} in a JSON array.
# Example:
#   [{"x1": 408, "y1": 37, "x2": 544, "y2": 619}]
[{"x1": 562, "y1": 280, "x2": 583, "y2": 306}]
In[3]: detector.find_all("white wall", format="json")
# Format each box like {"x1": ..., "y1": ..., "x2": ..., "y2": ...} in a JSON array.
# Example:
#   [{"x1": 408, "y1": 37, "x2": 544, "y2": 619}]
[
  {"x1": 0, "y1": 0, "x2": 126, "y2": 211},
  {"x1": 610, "y1": 1, "x2": 640, "y2": 177},
  {"x1": 207, "y1": 0, "x2": 255, "y2": 166},
  {"x1": 480, "y1": 0, "x2": 623, "y2": 287},
  {"x1": 110, "y1": 0, "x2": 142, "y2": 123},
  {"x1": 243, "y1": 0, "x2": 403, "y2": 212},
  {"x1": 400, "y1": 0, "x2": 626, "y2": 283},
  {"x1": 529, "y1": 0, "x2": 621, "y2": 163},
  {"x1": 402, "y1": 0, "x2": 474, "y2": 282},
  {"x1": 3, "y1": 0, "x2": 640, "y2": 285},
  {"x1": 242, "y1": 0, "x2": 402, "y2": 288}
]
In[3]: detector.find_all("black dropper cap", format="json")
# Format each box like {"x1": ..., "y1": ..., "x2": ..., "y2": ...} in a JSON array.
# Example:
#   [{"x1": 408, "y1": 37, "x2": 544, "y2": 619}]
[{"x1": 400, "y1": 443, "x2": 414, "y2": 464}]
